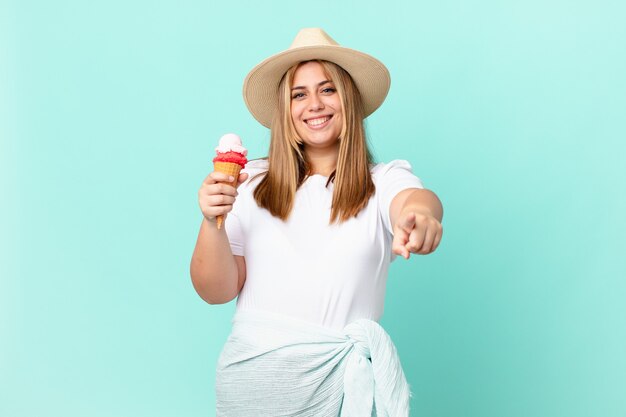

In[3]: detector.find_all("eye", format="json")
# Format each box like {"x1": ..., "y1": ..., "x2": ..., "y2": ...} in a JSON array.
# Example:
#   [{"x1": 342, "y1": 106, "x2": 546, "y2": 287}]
[
  {"x1": 321, "y1": 87, "x2": 336, "y2": 94},
  {"x1": 291, "y1": 92, "x2": 305, "y2": 100}
]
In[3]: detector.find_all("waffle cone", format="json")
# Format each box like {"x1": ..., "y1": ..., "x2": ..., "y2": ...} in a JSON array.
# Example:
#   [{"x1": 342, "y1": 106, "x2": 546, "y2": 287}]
[{"x1": 213, "y1": 161, "x2": 242, "y2": 229}]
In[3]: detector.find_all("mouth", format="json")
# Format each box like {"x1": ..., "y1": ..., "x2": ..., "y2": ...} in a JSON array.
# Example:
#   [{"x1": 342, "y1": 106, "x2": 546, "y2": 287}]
[{"x1": 304, "y1": 115, "x2": 332, "y2": 128}]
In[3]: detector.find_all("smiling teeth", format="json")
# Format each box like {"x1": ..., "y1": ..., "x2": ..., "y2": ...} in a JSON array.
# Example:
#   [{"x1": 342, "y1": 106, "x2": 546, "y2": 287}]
[{"x1": 307, "y1": 116, "x2": 330, "y2": 126}]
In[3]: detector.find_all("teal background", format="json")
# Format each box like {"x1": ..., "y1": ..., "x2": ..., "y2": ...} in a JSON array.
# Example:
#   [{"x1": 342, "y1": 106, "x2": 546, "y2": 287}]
[{"x1": 2, "y1": 0, "x2": 625, "y2": 416}]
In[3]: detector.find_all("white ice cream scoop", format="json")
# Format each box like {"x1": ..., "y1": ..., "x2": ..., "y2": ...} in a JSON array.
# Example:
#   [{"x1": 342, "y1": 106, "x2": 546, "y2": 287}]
[{"x1": 215, "y1": 133, "x2": 248, "y2": 156}]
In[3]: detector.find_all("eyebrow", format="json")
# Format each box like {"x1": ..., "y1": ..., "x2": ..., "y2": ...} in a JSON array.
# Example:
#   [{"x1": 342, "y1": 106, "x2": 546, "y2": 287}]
[{"x1": 291, "y1": 80, "x2": 332, "y2": 91}]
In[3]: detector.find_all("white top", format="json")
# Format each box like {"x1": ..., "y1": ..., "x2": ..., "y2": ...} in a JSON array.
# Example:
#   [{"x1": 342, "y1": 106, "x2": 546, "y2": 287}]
[{"x1": 225, "y1": 159, "x2": 424, "y2": 330}]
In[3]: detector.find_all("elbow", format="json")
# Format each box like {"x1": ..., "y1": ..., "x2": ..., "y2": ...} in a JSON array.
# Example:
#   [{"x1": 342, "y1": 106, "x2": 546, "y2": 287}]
[
  {"x1": 405, "y1": 188, "x2": 443, "y2": 222},
  {"x1": 421, "y1": 189, "x2": 443, "y2": 222},
  {"x1": 200, "y1": 290, "x2": 238, "y2": 305},
  {"x1": 432, "y1": 191, "x2": 443, "y2": 222},
  {"x1": 189, "y1": 270, "x2": 238, "y2": 305}
]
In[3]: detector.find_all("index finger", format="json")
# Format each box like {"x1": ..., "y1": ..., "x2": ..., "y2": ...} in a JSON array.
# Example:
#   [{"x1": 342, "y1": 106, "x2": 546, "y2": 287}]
[{"x1": 204, "y1": 171, "x2": 235, "y2": 185}]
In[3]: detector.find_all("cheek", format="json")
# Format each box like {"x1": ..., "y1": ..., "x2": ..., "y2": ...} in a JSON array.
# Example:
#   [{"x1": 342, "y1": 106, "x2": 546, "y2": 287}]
[
  {"x1": 290, "y1": 102, "x2": 302, "y2": 121},
  {"x1": 328, "y1": 97, "x2": 343, "y2": 116}
]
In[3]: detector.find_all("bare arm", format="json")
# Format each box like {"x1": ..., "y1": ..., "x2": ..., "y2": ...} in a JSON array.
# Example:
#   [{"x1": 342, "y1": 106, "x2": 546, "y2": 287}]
[
  {"x1": 190, "y1": 171, "x2": 248, "y2": 304},
  {"x1": 390, "y1": 188, "x2": 444, "y2": 258}
]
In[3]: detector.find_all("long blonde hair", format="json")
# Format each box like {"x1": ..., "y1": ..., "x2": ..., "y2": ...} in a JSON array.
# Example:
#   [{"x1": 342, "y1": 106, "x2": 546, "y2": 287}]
[{"x1": 253, "y1": 60, "x2": 376, "y2": 223}]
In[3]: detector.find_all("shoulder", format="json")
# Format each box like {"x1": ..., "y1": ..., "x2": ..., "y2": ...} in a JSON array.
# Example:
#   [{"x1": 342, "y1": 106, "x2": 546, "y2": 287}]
[
  {"x1": 242, "y1": 158, "x2": 269, "y2": 187},
  {"x1": 243, "y1": 158, "x2": 269, "y2": 175},
  {"x1": 370, "y1": 159, "x2": 425, "y2": 201},
  {"x1": 370, "y1": 160, "x2": 420, "y2": 183}
]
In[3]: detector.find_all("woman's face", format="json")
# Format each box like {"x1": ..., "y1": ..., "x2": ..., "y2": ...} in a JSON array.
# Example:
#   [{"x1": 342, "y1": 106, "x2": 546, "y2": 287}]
[{"x1": 290, "y1": 61, "x2": 343, "y2": 151}]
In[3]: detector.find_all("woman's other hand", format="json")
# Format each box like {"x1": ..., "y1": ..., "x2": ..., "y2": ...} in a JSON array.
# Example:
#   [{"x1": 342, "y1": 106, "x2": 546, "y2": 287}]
[
  {"x1": 390, "y1": 188, "x2": 444, "y2": 259},
  {"x1": 392, "y1": 209, "x2": 443, "y2": 259}
]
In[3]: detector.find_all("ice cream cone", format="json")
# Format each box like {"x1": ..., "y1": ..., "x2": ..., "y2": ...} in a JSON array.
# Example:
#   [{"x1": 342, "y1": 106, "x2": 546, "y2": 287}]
[
  {"x1": 213, "y1": 161, "x2": 242, "y2": 229},
  {"x1": 212, "y1": 133, "x2": 247, "y2": 230}
]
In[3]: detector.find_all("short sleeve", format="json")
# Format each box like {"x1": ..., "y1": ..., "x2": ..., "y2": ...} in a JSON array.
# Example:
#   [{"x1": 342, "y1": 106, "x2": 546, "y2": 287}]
[
  {"x1": 225, "y1": 210, "x2": 244, "y2": 256},
  {"x1": 372, "y1": 160, "x2": 424, "y2": 234},
  {"x1": 224, "y1": 159, "x2": 268, "y2": 257}
]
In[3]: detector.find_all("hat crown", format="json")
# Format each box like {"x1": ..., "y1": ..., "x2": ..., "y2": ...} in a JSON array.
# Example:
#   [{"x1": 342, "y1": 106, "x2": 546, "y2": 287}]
[{"x1": 289, "y1": 28, "x2": 339, "y2": 49}]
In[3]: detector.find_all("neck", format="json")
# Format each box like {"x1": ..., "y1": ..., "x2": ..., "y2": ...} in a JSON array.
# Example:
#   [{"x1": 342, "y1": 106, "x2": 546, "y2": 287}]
[{"x1": 303, "y1": 143, "x2": 339, "y2": 176}]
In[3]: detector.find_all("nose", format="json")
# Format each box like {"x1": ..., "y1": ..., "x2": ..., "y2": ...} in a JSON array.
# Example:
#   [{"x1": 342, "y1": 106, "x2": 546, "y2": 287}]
[{"x1": 309, "y1": 93, "x2": 324, "y2": 111}]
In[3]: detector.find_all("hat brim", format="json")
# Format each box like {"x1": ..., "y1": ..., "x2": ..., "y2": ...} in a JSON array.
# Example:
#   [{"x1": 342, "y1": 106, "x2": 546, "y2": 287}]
[{"x1": 243, "y1": 45, "x2": 391, "y2": 128}]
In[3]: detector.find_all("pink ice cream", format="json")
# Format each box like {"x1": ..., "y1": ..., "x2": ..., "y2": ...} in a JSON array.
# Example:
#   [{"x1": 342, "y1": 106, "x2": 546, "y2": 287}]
[{"x1": 213, "y1": 133, "x2": 248, "y2": 168}]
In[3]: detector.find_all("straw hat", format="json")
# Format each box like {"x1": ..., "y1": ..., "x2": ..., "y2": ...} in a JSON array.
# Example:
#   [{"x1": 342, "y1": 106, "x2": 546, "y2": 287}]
[{"x1": 243, "y1": 28, "x2": 391, "y2": 128}]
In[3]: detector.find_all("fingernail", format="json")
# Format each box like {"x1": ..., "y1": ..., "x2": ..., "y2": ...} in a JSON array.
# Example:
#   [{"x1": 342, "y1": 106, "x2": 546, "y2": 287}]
[{"x1": 228, "y1": 176, "x2": 234, "y2": 182}]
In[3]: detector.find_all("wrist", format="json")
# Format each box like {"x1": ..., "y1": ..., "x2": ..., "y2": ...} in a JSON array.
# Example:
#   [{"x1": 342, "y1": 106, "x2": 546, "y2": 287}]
[{"x1": 400, "y1": 205, "x2": 434, "y2": 218}]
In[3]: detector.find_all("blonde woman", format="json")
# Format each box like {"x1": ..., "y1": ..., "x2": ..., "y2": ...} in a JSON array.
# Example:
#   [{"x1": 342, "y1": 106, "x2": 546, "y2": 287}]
[{"x1": 191, "y1": 28, "x2": 443, "y2": 417}]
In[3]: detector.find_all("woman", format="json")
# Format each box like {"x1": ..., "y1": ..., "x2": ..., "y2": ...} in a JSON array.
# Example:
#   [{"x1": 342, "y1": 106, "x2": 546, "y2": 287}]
[{"x1": 191, "y1": 28, "x2": 443, "y2": 417}]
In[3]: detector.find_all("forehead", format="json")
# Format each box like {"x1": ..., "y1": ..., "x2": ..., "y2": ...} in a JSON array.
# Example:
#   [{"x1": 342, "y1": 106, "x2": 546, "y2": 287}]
[{"x1": 291, "y1": 61, "x2": 331, "y2": 86}]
